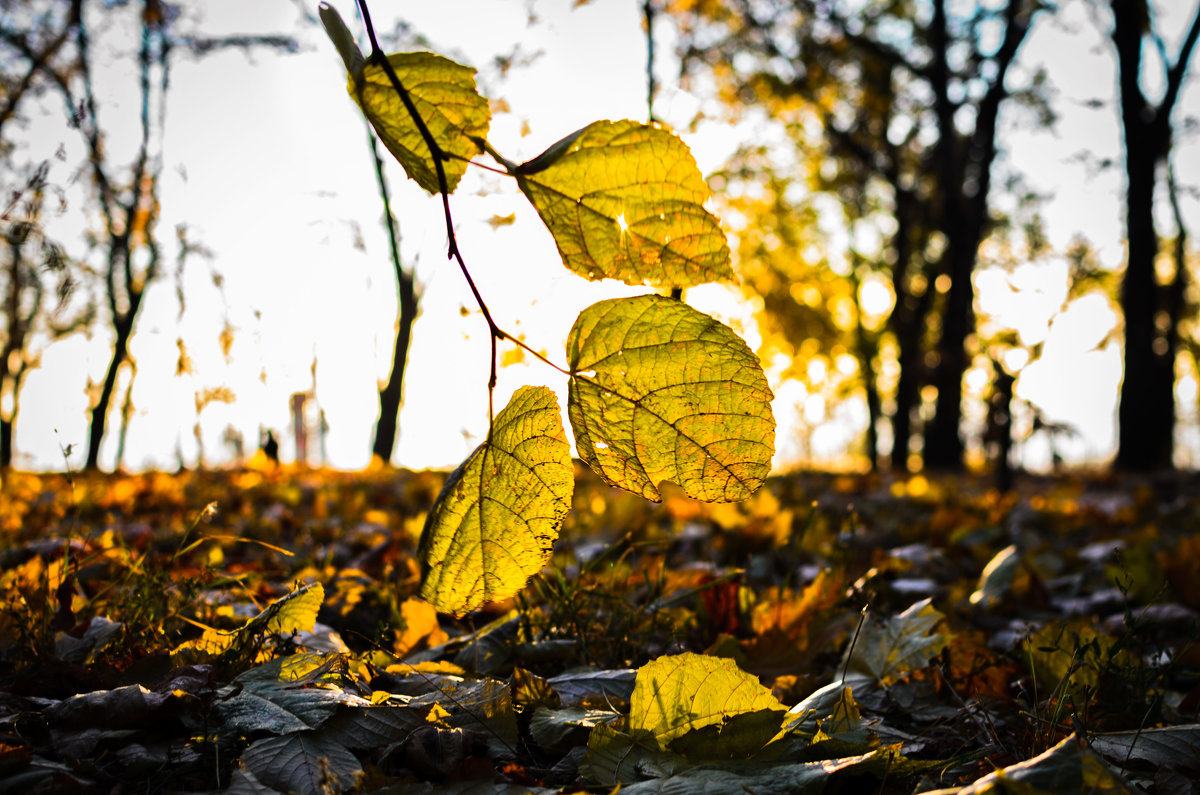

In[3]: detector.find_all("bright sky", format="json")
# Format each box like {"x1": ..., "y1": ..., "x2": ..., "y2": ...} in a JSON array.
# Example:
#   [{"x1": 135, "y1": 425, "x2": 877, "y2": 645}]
[{"x1": 10, "y1": 0, "x2": 1200, "y2": 473}]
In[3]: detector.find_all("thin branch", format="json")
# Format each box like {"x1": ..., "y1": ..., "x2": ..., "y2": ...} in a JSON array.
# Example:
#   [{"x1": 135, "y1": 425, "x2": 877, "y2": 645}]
[
  {"x1": 1160, "y1": 1, "x2": 1200, "y2": 124},
  {"x1": 0, "y1": 0, "x2": 81, "y2": 138},
  {"x1": 72, "y1": 7, "x2": 119, "y2": 239},
  {"x1": 644, "y1": 0, "x2": 658, "y2": 123},
  {"x1": 1164, "y1": 157, "x2": 1188, "y2": 359},
  {"x1": 967, "y1": 0, "x2": 1033, "y2": 225}
]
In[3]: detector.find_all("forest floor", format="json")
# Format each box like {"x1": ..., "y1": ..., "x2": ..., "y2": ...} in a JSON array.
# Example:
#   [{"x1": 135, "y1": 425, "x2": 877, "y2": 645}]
[{"x1": 1, "y1": 464, "x2": 1198, "y2": 794}]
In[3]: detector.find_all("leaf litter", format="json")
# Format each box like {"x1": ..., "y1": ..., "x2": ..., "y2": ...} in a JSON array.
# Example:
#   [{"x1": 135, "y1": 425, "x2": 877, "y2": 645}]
[{"x1": 1, "y1": 466, "x2": 1199, "y2": 792}]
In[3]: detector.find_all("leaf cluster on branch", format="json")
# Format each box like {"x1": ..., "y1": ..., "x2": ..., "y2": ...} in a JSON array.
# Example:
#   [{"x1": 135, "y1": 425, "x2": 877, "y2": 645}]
[{"x1": 319, "y1": 1, "x2": 775, "y2": 617}]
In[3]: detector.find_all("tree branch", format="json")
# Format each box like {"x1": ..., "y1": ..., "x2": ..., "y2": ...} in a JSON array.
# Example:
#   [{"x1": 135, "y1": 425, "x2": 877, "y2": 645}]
[
  {"x1": 968, "y1": 0, "x2": 1034, "y2": 218},
  {"x1": 1160, "y1": 1, "x2": 1200, "y2": 124},
  {"x1": 0, "y1": 0, "x2": 81, "y2": 139}
]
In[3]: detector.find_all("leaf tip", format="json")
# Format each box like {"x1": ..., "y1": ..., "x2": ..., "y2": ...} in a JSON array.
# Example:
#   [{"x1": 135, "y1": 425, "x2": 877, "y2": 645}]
[{"x1": 319, "y1": 2, "x2": 365, "y2": 77}]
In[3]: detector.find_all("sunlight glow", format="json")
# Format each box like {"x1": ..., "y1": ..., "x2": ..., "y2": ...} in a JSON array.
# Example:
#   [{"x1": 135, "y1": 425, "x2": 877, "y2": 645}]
[
  {"x1": 9, "y1": 0, "x2": 1197, "y2": 475},
  {"x1": 806, "y1": 357, "x2": 827, "y2": 385},
  {"x1": 965, "y1": 366, "x2": 989, "y2": 394},
  {"x1": 803, "y1": 393, "x2": 825, "y2": 424},
  {"x1": 859, "y1": 276, "x2": 893, "y2": 317},
  {"x1": 1002, "y1": 348, "x2": 1029, "y2": 372}
]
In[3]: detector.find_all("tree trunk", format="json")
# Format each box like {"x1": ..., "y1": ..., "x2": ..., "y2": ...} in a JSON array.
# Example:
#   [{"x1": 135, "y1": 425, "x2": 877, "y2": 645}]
[
  {"x1": 1109, "y1": 0, "x2": 1200, "y2": 471},
  {"x1": 988, "y1": 359, "x2": 1016, "y2": 492},
  {"x1": 891, "y1": 341, "x2": 919, "y2": 470},
  {"x1": 115, "y1": 365, "x2": 137, "y2": 470},
  {"x1": 368, "y1": 133, "x2": 419, "y2": 464},
  {"x1": 885, "y1": 188, "x2": 928, "y2": 471},
  {"x1": 890, "y1": 277, "x2": 938, "y2": 472},
  {"x1": 925, "y1": 244, "x2": 972, "y2": 469},
  {"x1": 850, "y1": 263, "x2": 880, "y2": 470},
  {"x1": 924, "y1": 0, "x2": 1029, "y2": 471},
  {"x1": 0, "y1": 417, "x2": 11, "y2": 469},
  {"x1": 922, "y1": 0, "x2": 967, "y2": 470},
  {"x1": 1115, "y1": 128, "x2": 1168, "y2": 471},
  {"x1": 860, "y1": 338, "x2": 881, "y2": 471},
  {"x1": 86, "y1": 313, "x2": 133, "y2": 470},
  {"x1": 1161, "y1": 164, "x2": 1189, "y2": 466},
  {"x1": 372, "y1": 274, "x2": 417, "y2": 462}
]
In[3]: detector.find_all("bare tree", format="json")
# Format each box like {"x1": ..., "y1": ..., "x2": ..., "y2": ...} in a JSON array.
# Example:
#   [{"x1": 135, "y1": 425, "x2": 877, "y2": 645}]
[
  {"x1": 0, "y1": 1, "x2": 91, "y2": 468},
  {"x1": 0, "y1": 169, "x2": 92, "y2": 468},
  {"x1": 5, "y1": 0, "x2": 294, "y2": 470}
]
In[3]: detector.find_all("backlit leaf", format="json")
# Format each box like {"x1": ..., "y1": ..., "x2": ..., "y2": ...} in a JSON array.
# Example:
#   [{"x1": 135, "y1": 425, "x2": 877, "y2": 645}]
[
  {"x1": 969, "y1": 544, "x2": 1019, "y2": 607},
  {"x1": 321, "y1": 4, "x2": 488, "y2": 197},
  {"x1": 516, "y1": 120, "x2": 733, "y2": 287},
  {"x1": 630, "y1": 652, "x2": 786, "y2": 754},
  {"x1": 253, "y1": 582, "x2": 324, "y2": 637},
  {"x1": 567, "y1": 294, "x2": 774, "y2": 502},
  {"x1": 419, "y1": 386, "x2": 573, "y2": 616},
  {"x1": 1023, "y1": 621, "x2": 1133, "y2": 703}
]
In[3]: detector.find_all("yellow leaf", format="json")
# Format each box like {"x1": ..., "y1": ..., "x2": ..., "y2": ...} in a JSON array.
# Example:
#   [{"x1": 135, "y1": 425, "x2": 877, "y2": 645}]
[
  {"x1": 384, "y1": 660, "x2": 468, "y2": 677},
  {"x1": 499, "y1": 347, "x2": 525, "y2": 368},
  {"x1": 418, "y1": 386, "x2": 574, "y2": 616},
  {"x1": 395, "y1": 597, "x2": 447, "y2": 655},
  {"x1": 567, "y1": 294, "x2": 774, "y2": 502},
  {"x1": 250, "y1": 582, "x2": 325, "y2": 637},
  {"x1": 516, "y1": 120, "x2": 732, "y2": 287},
  {"x1": 332, "y1": 33, "x2": 489, "y2": 195},
  {"x1": 171, "y1": 627, "x2": 233, "y2": 665},
  {"x1": 191, "y1": 583, "x2": 325, "y2": 668},
  {"x1": 631, "y1": 652, "x2": 786, "y2": 756}
]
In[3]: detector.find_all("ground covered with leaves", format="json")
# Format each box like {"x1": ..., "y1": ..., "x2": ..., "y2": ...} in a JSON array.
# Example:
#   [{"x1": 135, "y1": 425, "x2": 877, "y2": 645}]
[{"x1": 1, "y1": 464, "x2": 1198, "y2": 794}]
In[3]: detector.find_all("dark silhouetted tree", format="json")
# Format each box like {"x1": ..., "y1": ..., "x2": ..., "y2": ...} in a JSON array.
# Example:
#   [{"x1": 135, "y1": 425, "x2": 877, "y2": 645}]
[
  {"x1": 672, "y1": 0, "x2": 1045, "y2": 470},
  {"x1": 1109, "y1": 0, "x2": 1200, "y2": 471}
]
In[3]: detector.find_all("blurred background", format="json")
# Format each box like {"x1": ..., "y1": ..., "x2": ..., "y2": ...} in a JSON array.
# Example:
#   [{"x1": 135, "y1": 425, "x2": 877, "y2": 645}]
[{"x1": 1, "y1": 0, "x2": 1197, "y2": 476}]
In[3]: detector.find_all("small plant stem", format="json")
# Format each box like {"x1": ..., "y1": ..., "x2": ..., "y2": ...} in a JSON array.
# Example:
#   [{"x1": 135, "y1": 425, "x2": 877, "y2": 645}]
[
  {"x1": 840, "y1": 604, "x2": 869, "y2": 684},
  {"x1": 476, "y1": 138, "x2": 516, "y2": 172}
]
